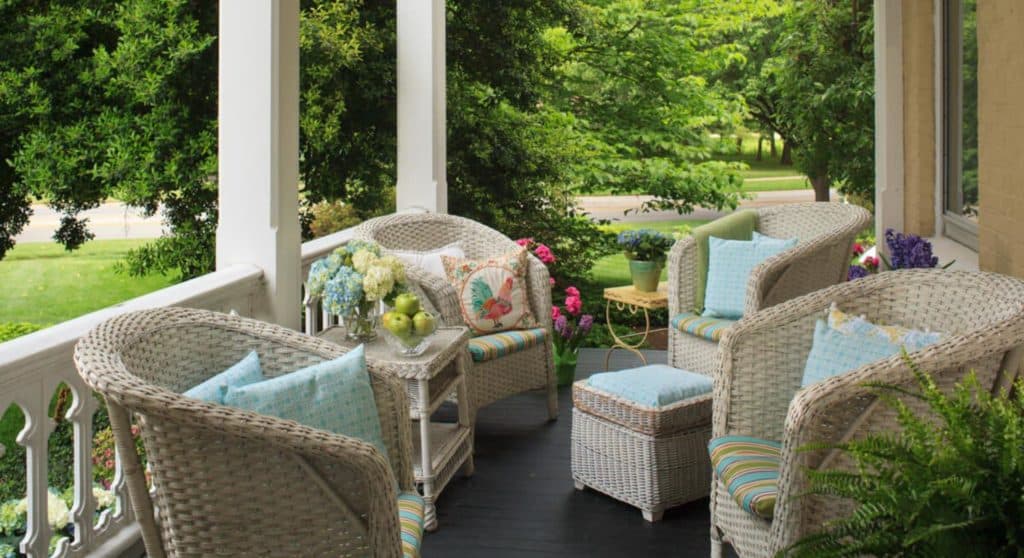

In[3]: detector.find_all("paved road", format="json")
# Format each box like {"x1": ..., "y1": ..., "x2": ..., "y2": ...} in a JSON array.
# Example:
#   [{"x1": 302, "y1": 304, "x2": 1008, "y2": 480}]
[
  {"x1": 578, "y1": 189, "x2": 830, "y2": 223},
  {"x1": 15, "y1": 187, "x2": 826, "y2": 242}
]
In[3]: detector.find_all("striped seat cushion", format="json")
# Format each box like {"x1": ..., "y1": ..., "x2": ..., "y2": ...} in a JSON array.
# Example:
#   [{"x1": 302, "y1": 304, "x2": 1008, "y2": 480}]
[
  {"x1": 398, "y1": 491, "x2": 425, "y2": 558},
  {"x1": 671, "y1": 312, "x2": 736, "y2": 342},
  {"x1": 708, "y1": 436, "x2": 782, "y2": 520},
  {"x1": 468, "y1": 328, "x2": 548, "y2": 362}
]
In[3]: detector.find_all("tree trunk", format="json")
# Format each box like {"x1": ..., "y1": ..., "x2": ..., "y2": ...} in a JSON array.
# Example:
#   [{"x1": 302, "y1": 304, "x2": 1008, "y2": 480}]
[
  {"x1": 735, "y1": 136, "x2": 743, "y2": 155},
  {"x1": 780, "y1": 142, "x2": 793, "y2": 165},
  {"x1": 756, "y1": 135, "x2": 763, "y2": 161},
  {"x1": 770, "y1": 134, "x2": 777, "y2": 159},
  {"x1": 810, "y1": 175, "x2": 830, "y2": 201}
]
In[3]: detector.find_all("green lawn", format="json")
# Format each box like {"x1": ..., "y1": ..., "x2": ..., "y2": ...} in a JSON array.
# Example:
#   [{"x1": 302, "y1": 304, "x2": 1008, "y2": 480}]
[
  {"x1": 743, "y1": 177, "x2": 810, "y2": 192},
  {"x1": 0, "y1": 240, "x2": 177, "y2": 326},
  {"x1": 593, "y1": 219, "x2": 708, "y2": 288}
]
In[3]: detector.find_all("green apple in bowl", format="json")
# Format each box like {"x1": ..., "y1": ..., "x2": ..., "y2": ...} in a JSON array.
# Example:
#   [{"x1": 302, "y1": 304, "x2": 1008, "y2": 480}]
[
  {"x1": 383, "y1": 311, "x2": 412, "y2": 338},
  {"x1": 393, "y1": 292, "x2": 421, "y2": 317},
  {"x1": 412, "y1": 311, "x2": 436, "y2": 336}
]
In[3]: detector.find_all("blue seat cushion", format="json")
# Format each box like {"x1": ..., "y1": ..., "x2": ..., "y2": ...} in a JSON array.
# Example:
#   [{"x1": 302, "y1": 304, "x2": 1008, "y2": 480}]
[
  {"x1": 587, "y1": 364, "x2": 713, "y2": 408},
  {"x1": 703, "y1": 233, "x2": 798, "y2": 319},
  {"x1": 468, "y1": 327, "x2": 548, "y2": 362},
  {"x1": 801, "y1": 305, "x2": 942, "y2": 386},
  {"x1": 184, "y1": 350, "x2": 263, "y2": 404},
  {"x1": 709, "y1": 435, "x2": 782, "y2": 520},
  {"x1": 223, "y1": 345, "x2": 388, "y2": 457}
]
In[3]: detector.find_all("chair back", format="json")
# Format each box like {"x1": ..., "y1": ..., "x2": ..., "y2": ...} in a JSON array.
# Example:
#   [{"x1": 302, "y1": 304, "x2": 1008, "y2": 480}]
[
  {"x1": 354, "y1": 212, "x2": 516, "y2": 260},
  {"x1": 75, "y1": 308, "x2": 404, "y2": 558}
]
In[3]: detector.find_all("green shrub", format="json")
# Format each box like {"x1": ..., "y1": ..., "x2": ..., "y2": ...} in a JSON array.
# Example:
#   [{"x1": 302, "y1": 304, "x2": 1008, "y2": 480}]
[
  {"x1": 0, "y1": 323, "x2": 43, "y2": 343},
  {"x1": 783, "y1": 357, "x2": 1024, "y2": 557},
  {"x1": 308, "y1": 200, "x2": 362, "y2": 238}
]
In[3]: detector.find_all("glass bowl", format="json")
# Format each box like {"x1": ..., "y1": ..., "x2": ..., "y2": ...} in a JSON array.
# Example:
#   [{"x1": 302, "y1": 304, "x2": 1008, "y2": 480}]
[{"x1": 382, "y1": 329, "x2": 435, "y2": 357}]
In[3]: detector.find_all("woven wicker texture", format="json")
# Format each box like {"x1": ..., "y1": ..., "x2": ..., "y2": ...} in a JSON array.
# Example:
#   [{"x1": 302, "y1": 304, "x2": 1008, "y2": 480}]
[
  {"x1": 668, "y1": 202, "x2": 872, "y2": 376},
  {"x1": 352, "y1": 213, "x2": 557, "y2": 421},
  {"x1": 74, "y1": 308, "x2": 417, "y2": 558},
  {"x1": 572, "y1": 380, "x2": 711, "y2": 437},
  {"x1": 709, "y1": 270, "x2": 1024, "y2": 558}
]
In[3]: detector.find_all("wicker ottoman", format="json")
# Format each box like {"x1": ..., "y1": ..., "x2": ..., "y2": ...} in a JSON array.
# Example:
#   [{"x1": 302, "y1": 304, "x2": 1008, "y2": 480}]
[{"x1": 571, "y1": 365, "x2": 713, "y2": 522}]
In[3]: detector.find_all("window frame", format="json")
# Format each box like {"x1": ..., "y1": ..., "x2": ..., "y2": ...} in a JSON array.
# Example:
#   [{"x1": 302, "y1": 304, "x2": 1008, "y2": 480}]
[{"x1": 941, "y1": 0, "x2": 979, "y2": 251}]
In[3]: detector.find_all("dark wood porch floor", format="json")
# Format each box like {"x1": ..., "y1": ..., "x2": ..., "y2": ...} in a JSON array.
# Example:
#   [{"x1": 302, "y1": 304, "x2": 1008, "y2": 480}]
[{"x1": 428, "y1": 349, "x2": 736, "y2": 557}]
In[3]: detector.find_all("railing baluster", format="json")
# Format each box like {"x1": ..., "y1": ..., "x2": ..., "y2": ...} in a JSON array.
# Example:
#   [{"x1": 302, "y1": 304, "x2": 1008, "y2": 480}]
[{"x1": 19, "y1": 380, "x2": 54, "y2": 558}]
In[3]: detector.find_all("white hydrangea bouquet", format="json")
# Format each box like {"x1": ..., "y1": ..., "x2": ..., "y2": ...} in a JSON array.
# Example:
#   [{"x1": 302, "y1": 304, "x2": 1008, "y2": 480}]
[{"x1": 306, "y1": 239, "x2": 408, "y2": 341}]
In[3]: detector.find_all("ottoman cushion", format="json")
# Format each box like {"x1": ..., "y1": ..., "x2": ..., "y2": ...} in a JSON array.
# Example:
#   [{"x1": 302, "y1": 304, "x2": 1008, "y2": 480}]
[{"x1": 587, "y1": 364, "x2": 713, "y2": 407}]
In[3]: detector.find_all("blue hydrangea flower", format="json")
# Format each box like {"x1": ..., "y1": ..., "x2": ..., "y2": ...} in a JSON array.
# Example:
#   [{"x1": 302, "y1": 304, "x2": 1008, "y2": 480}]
[
  {"x1": 306, "y1": 259, "x2": 332, "y2": 297},
  {"x1": 323, "y1": 267, "x2": 364, "y2": 316},
  {"x1": 344, "y1": 239, "x2": 383, "y2": 257}
]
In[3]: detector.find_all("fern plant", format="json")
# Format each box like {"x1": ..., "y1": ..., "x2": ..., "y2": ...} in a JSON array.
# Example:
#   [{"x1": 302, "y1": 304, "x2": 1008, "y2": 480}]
[{"x1": 782, "y1": 356, "x2": 1024, "y2": 558}]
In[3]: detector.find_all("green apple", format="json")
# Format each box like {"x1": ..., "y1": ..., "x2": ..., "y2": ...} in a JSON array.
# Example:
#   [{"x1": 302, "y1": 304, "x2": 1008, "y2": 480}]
[
  {"x1": 412, "y1": 311, "x2": 437, "y2": 336},
  {"x1": 393, "y1": 292, "x2": 421, "y2": 317},
  {"x1": 381, "y1": 310, "x2": 400, "y2": 331},
  {"x1": 384, "y1": 312, "x2": 412, "y2": 337}
]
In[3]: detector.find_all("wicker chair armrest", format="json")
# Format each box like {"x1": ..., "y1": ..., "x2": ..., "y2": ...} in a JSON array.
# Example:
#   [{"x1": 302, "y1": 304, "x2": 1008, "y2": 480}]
[
  {"x1": 668, "y1": 236, "x2": 699, "y2": 316},
  {"x1": 403, "y1": 264, "x2": 463, "y2": 327},
  {"x1": 526, "y1": 254, "x2": 554, "y2": 329}
]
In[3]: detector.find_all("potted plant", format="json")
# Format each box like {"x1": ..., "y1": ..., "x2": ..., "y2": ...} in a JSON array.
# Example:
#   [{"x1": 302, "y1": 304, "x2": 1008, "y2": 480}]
[
  {"x1": 784, "y1": 357, "x2": 1024, "y2": 557},
  {"x1": 306, "y1": 240, "x2": 408, "y2": 341},
  {"x1": 551, "y1": 286, "x2": 594, "y2": 386},
  {"x1": 616, "y1": 229, "x2": 675, "y2": 292}
]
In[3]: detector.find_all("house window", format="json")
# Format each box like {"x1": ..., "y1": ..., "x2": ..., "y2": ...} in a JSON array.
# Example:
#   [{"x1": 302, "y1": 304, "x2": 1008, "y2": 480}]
[{"x1": 943, "y1": 0, "x2": 978, "y2": 250}]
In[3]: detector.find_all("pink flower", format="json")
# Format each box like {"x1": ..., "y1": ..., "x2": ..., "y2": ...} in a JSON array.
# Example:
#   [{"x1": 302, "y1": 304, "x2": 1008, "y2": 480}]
[
  {"x1": 534, "y1": 243, "x2": 555, "y2": 264},
  {"x1": 105, "y1": 459, "x2": 115, "y2": 469},
  {"x1": 565, "y1": 295, "x2": 582, "y2": 316},
  {"x1": 551, "y1": 306, "x2": 561, "y2": 320},
  {"x1": 515, "y1": 237, "x2": 533, "y2": 248},
  {"x1": 565, "y1": 286, "x2": 580, "y2": 298},
  {"x1": 852, "y1": 242, "x2": 865, "y2": 256},
  {"x1": 865, "y1": 256, "x2": 880, "y2": 270},
  {"x1": 549, "y1": 277, "x2": 556, "y2": 286}
]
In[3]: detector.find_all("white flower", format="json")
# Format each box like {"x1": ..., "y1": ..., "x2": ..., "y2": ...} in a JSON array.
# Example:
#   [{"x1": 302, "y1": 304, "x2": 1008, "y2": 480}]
[
  {"x1": 93, "y1": 486, "x2": 115, "y2": 510},
  {"x1": 13, "y1": 499, "x2": 27, "y2": 516},
  {"x1": 378, "y1": 255, "x2": 407, "y2": 285},
  {"x1": 362, "y1": 265, "x2": 395, "y2": 302},
  {"x1": 351, "y1": 249, "x2": 379, "y2": 274},
  {"x1": 46, "y1": 491, "x2": 69, "y2": 530}
]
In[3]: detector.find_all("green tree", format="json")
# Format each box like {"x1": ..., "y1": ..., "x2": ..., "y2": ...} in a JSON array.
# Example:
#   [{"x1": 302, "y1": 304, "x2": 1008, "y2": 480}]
[
  {"x1": 773, "y1": 0, "x2": 874, "y2": 201},
  {"x1": 543, "y1": 0, "x2": 769, "y2": 215}
]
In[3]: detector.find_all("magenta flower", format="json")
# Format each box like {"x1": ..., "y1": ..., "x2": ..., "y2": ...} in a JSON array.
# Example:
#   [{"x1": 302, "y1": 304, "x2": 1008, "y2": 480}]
[
  {"x1": 515, "y1": 237, "x2": 533, "y2": 248},
  {"x1": 565, "y1": 295, "x2": 582, "y2": 316},
  {"x1": 549, "y1": 277, "x2": 556, "y2": 286},
  {"x1": 551, "y1": 306, "x2": 561, "y2": 321},
  {"x1": 565, "y1": 286, "x2": 580, "y2": 298},
  {"x1": 534, "y1": 243, "x2": 556, "y2": 264}
]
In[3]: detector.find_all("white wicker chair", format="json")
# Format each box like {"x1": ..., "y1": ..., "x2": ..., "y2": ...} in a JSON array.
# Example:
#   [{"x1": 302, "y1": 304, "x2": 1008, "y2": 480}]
[
  {"x1": 709, "y1": 270, "x2": 1024, "y2": 557},
  {"x1": 668, "y1": 202, "x2": 871, "y2": 376},
  {"x1": 352, "y1": 213, "x2": 557, "y2": 422},
  {"x1": 74, "y1": 308, "x2": 418, "y2": 558}
]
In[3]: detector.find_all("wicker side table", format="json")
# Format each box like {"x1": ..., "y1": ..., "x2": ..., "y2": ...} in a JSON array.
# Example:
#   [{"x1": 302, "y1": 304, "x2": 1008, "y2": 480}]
[
  {"x1": 319, "y1": 326, "x2": 473, "y2": 531},
  {"x1": 571, "y1": 374, "x2": 712, "y2": 522}
]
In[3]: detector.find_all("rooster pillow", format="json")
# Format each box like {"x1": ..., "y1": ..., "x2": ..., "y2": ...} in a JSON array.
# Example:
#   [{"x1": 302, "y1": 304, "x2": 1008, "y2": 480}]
[{"x1": 442, "y1": 248, "x2": 539, "y2": 335}]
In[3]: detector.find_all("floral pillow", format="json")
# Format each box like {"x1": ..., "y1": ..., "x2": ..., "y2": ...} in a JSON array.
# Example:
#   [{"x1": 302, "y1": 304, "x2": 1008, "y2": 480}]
[{"x1": 442, "y1": 249, "x2": 539, "y2": 335}]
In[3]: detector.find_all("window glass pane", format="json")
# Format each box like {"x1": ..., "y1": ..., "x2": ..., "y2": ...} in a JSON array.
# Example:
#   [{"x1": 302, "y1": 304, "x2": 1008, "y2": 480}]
[{"x1": 945, "y1": 0, "x2": 978, "y2": 223}]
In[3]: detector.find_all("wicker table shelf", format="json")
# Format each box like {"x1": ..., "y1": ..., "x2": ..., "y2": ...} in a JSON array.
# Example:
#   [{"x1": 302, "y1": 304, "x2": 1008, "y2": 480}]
[
  {"x1": 602, "y1": 282, "x2": 669, "y2": 368},
  {"x1": 318, "y1": 325, "x2": 474, "y2": 531}
]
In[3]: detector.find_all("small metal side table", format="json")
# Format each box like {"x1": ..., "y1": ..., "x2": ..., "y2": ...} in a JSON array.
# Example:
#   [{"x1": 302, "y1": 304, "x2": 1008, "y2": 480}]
[
  {"x1": 602, "y1": 282, "x2": 669, "y2": 368},
  {"x1": 318, "y1": 326, "x2": 473, "y2": 531}
]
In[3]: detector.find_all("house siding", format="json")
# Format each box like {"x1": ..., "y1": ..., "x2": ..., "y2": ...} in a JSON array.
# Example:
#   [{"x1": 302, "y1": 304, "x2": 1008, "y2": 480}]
[{"x1": 902, "y1": 0, "x2": 937, "y2": 237}]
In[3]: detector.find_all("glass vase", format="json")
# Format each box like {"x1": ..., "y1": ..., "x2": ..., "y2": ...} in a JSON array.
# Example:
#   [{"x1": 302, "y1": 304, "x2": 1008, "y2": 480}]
[
  {"x1": 554, "y1": 348, "x2": 579, "y2": 387},
  {"x1": 343, "y1": 300, "x2": 380, "y2": 342}
]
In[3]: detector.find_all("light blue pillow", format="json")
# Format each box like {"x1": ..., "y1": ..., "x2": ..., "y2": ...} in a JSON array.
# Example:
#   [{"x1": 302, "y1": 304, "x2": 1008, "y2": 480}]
[
  {"x1": 184, "y1": 350, "x2": 263, "y2": 404},
  {"x1": 223, "y1": 345, "x2": 387, "y2": 457},
  {"x1": 703, "y1": 233, "x2": 798, "y2": 319},
  {"x1": 587, "y1": 364, "x2": 713, "y2": 407},
  {"x1": 801, "y1": 314, "x2": 941, "y2": 386}
]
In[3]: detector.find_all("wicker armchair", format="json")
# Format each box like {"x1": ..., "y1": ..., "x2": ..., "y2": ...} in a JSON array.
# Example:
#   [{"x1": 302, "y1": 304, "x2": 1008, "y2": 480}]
[
  {"x1": 710, "y1": 270, "x2": 1024, "y2": 558},
  {"x1": 74, "y1": 308, "x2": 418, "y2": 558},
  {"x1": 352, "y1": 213, "x2": 557, "y2": 421},
  {"x1": 668, "y1": 202, "x2": 871, "y2": 375}
]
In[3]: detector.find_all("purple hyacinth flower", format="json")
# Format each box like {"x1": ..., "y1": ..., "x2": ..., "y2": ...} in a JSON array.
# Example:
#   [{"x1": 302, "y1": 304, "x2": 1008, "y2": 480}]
[
  {"x1": 555, "y1": 315, "x2": 570, "y2": 339},
  {"x1": 578, "y1": 314, "x2": 594, "y2": 335},
  {"x1": 847, "y1": 265, "x2": 870, "y2": 281},
  {"x1": 885, "y1": 229, "x2": 939, "y2": 269}
]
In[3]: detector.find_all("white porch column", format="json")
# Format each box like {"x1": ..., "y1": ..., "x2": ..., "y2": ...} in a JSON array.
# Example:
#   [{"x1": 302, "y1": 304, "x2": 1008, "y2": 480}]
[
  {"x1": 397, "y1": 0, "x2": 448, "y2": 213},
  {"x1": 216, "y1": 0, "x2": 301, "y2": 329},
  {"x1": 874, "y1": 0, "x2": 904, "y2": 244}
]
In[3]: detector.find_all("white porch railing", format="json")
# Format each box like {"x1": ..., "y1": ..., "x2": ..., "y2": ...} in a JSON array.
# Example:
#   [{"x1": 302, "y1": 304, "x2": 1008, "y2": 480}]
[{"x1": 0, "y1": 228, "x2": 353, "y2": 558}]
